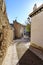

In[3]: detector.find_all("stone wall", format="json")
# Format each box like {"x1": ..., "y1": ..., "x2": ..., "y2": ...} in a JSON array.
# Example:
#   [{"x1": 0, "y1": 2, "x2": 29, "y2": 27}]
[
  {"x1": 0, "y1": 0, "x2": 13, "y2": 65},
  {"x1": 13, "y1": 20, "x2": 25, "y2": 39}
]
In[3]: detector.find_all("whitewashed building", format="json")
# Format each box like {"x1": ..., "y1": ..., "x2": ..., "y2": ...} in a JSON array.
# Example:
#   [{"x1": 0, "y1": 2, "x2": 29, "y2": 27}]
[{"x1": 29, "y1": 4, "x2": 43, "y2": 48}]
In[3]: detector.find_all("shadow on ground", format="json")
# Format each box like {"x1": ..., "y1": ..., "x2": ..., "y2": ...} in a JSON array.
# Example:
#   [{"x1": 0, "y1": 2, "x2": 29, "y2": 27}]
[{"x1": 16, "y1": 48, "x2": 43, "y2": 65}]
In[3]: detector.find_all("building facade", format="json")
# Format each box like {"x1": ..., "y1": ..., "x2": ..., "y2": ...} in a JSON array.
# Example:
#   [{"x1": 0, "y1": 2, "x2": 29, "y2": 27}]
[
  {"x1": 29, "y1": 4, "x2": 43, "y2": 48},
  {"x1": 13, "y1": 20, "x2": 26, "y2": 39}
]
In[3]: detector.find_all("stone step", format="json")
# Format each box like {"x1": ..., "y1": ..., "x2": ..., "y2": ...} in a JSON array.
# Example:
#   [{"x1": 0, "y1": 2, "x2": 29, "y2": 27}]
[{"x1": 29, "y1": 46, "x2": 43, "y2": 60}]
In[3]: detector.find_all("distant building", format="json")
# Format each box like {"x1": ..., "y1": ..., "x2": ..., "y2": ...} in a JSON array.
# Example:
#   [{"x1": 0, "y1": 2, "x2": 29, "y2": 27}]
[
  {"x1": 10, "y1": 24, "x2": 15, "y2": 40},
  {"x1": 13, "y1": 20, "x2": 26, "y2": 39},
  {"x1": 29, "y1": 4, "x2": 43, "y2": 48}
]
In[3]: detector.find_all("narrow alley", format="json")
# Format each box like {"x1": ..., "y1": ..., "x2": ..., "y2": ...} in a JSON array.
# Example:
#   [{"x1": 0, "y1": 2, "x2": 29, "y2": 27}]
[{"x1": 2, "y1": 38, "x2": 43, "y2": 65}]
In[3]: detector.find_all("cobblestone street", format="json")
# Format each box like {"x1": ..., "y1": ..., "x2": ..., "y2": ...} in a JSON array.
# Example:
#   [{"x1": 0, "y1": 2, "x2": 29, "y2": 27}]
[
  {"x1": 2, "y1": 38, "x2": 43, "y2": 65},
  {"x1": 2, "y1": 38, "x2": 30, "y2": 65},
  {"x1": 2, "y1": 42, "x2": 18, "y2": 65}
]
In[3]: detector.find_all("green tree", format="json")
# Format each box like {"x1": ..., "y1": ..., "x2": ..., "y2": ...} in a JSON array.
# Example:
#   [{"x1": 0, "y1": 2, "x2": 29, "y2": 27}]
[
  {"x1": 26, "y1": 16, "x2": 31, "y2": 37},
  {"x1": 26, "y1": 24, "x2": 31, "y2": 32}
]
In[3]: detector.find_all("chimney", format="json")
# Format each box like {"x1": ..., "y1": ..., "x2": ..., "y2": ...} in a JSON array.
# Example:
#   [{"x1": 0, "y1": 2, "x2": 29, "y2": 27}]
[{"x1": 33, "y1": 4, "x2": 37, "y2": 11}]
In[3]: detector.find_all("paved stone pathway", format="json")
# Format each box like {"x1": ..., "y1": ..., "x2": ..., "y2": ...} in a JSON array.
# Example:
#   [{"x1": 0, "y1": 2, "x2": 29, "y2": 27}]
[
  {"x1": 11, "y1": 44, "x2": 18, "y2": 65},
  {"x1": 2, "y1": 38, "x2": 30, "y2": 65},
  {"x1": 16, "y1": 42, "x2": 43, "y2": 65},
  {"x1": 2, "y1": 43, "x2": 18, "y2": 65},
  {"x1": 2, "y1": 38, "x2": 43, "y2": 65}
]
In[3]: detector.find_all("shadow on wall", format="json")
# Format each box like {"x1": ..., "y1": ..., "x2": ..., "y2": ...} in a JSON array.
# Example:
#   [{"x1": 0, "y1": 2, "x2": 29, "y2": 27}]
[{"x1": 16, "y1": 46, "x2": 43, "y2": 65}]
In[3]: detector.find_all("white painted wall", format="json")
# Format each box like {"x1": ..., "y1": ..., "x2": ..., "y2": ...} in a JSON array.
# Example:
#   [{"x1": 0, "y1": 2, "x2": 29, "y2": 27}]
[{"x1": 31, "y1": 11, "x2": 43, "y2": 48}]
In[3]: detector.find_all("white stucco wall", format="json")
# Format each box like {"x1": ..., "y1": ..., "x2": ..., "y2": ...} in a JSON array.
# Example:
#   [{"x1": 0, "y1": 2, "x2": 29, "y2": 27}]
[{"x1": 31, "y1": 11, "x2": 43, "y2": 48}]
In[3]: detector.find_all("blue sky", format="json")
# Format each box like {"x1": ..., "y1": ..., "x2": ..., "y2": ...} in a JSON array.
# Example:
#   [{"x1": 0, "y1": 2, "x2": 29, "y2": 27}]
[{"x1": 6, "y1": 0, "x2": 43, "y2": 24}]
